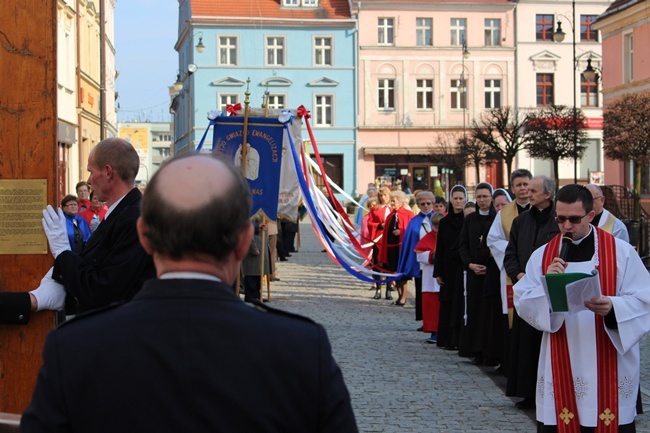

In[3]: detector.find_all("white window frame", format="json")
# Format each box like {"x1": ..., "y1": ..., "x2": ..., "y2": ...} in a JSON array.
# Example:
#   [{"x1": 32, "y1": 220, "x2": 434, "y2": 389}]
[
  {"x1": 302, "y1": 0, "x2": 318, "y2": 6},
  {"x1": 484, "y1": 79, "x2": 502, "y2": 109},
  {"x1": 267, "y1": 94, "x2": 287, "y2": 110},
  {"x1": 377, "y1": 79, "x2": 395, "y2": 111},
  {"x1": 314, "y1": 94, "x2": 334, "y2": 126},
  {"x1": 451, "y1": 18, "x2": 467, "y2": 46},
  {"x1": 623, "y1": 32, "x2": 634, "y2": 83},
  {"x1": 378, "y1": 18, "x2": 394, "y2": 45},
  {"x1": 484, "y1": 19, "x2": 501, "y2": 47},
  {"x1": 218, "y1": 36, "x2": 238, "y2": 66},
  {"x1": 416, "y1": 18, "x2": 433, "y2": 46},
  {"x1": 266, "y1": 36, "x2": 286, "y2": 67},
  {"x1": 218, "y1": 94, "x2": 240, "y2": 114},
  {"x1": 450, "y1": 79, "x2": 467, "y2": 109},
  {"x1": 282, "y1": 0, "x2": 299, "y2": 6},
  {"x1": 314, "y1": 36, "x2": 333, "y2": 66},
  {"x1": 416, "y1": 79, "x2": 434, "y2": 110}
]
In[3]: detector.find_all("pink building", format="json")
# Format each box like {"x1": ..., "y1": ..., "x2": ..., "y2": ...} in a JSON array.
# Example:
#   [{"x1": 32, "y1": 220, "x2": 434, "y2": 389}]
[
  {"x1": 353, "y1": 0, "x2": 516, "y2": 194},
  {"x1": 594, "y1": 0, "x2": 650, "y2": 196}
]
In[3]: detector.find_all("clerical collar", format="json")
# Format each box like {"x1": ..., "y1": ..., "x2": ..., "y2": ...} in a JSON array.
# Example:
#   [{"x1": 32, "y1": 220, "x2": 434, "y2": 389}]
[
  {"x1": 571, "y1": 225, "x2": 594, "y2": 245},
  {"x1": 517, "y1": 201, "x2": 530, "y2": 208},
  {"x1": 478, "y1": 209, "x2": 490, "y2": 216}
]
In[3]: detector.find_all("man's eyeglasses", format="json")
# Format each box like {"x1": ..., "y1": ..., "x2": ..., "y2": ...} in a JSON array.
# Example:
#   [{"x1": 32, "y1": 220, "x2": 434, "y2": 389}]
[
  {"x1": 418, "y1": 202, "x2": 433, "y2": 206},
  {"x1": 64, "y1": 203, "x2": 78, "y2": 207},
  {"x1": 555, "y1": 214, "x2": 587, "y2": 224}
]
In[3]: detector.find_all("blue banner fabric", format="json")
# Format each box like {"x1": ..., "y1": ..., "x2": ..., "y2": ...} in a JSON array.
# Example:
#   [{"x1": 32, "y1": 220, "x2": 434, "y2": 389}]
[{"x1": 212, "y1": 116, "x2": 284, "y2": 220}]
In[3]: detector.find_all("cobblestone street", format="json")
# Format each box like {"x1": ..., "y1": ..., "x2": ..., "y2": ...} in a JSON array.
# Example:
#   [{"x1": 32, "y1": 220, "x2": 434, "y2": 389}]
[{"x1": 266, "y1": 220, "x2": 650, "y2": 433}]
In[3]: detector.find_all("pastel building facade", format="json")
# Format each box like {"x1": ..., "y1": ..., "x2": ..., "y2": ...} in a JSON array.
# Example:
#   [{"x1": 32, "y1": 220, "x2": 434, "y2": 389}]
[
  {"x1": 354, "y1": 0, "x2": 516, "y2": 194},
  {"x1": 514, "y1": 0, "x2": 611, "y2": 185},
  {"x1": 173, "y1": 0, "x2": 357, "y2": 195},
  {"x1": 594, "y1": 0, "x2": 650, "y2": 196}
]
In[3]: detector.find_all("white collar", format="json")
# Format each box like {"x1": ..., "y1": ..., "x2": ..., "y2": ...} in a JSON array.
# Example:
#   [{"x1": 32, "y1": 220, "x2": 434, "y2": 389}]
[
  {"x1": 572, "y1": 225, "x2": 594, "y2": 245},
  {"x1": 479, "y1": 209, "x2": 490, "y2": 216},
  {"x1": 105, "y1": 193, "x2": 127, "y2": 219},
  {"x1": 160, "y1": 272, "x2": 222, "y2": 282}
]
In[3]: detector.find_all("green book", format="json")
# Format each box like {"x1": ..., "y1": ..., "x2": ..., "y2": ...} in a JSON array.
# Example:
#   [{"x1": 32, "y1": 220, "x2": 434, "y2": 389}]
[{"x1": 543, "y1": 271, "x2": 598, "y2": 313}]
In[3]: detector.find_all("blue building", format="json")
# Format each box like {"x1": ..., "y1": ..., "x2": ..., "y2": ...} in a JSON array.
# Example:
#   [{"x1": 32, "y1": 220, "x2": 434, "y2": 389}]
[{"x1": 172, "y1": 0, "x2": 358, "y2": 195}]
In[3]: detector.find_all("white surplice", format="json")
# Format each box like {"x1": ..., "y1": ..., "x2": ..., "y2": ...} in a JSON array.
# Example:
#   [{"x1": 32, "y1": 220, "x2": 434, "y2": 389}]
[
  {"x1": 487, "y1": 210, "x2": 509, "y2": 314},
  {"x1": 514, "y1": 236, "x2": 650, "y2": 427}
]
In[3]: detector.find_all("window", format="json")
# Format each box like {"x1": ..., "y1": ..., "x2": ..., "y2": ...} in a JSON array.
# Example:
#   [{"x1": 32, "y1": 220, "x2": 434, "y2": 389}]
[
  {"x1": 580, "y1": 76, "x2": 598, "y2": 107},
  {"x1": 303, "y1": 0, "x2": 318, "y2": 5},
  {"x1": 484, "y1": 79, "x2": 501, "y2": 109},
  {"x1": 314, "y1": 95, "x2": 333, "y2": 126},
  {"x1": 450, "y1": 79, "x2": 467, "y2": 109},
  {"x1": 377, "y1": 79, "x2": 395, "y2": 110},
  {"x1": 536, "y1": 14, "x2": 554, "y2": 41},
  {"x1": 536, "y1": 73, "x2": 554, "y2": 106},
  {"x1": 314, "y1": 37, "x2": 332, "y2": 66},
  {"x1": 451, "y1": 18, "x2": 467, "y2": 46},
  {"x1": 218, "y1": 36, "x2": 238, "y2": 65},
  {"x1": 624, "y1": 33, "x2": 634, "y2": 83},
  {"x1": 580, "y1": 15, "x2": 598, "y2": 41},
  {"x1": 267, "y1": 94, "x2": 286, "y2": 110},
  {"x1": 484, "y1": 19, "x2": 501, "y2": 46},
  {"x1": 416, "y1": 18, "x2": 433, "y2": 46},
  {"x1": 378, "y1": 18, "x2": 394, "y2": 45},
  {"x1": 416, "y1": 79, "x2": 434, "y2": 109},
  {"x1": 266, "y1": 36, "x2": 285, "y2": 66},
  {"x1": 282, "y1": 0, "x2": 298, "y2": 5},
  {"x1": 219, "y1": 94, "x2": 239, "y2": 114}
]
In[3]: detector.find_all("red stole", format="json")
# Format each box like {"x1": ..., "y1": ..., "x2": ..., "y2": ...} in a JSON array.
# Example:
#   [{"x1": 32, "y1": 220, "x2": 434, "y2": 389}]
[{"x1": 541, "y1": 228, "x2": 618, "y2": 432}]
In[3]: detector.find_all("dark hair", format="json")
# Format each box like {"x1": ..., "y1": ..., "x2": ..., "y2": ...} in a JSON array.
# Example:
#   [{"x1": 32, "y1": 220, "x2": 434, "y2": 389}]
[
  {"x1": 61, "y1": 194, "x2": 78, "y2": 207},
  {"x1": 556, "y1": 184, "x2": 593, "y2": 213},
  {"x1": 434, "y1": 196, "x2": 446, "y2": 205},
  {"x1": 141, "y1": 155, "x2": 252, "y2": 262},
  {"x1": 75, "y1": 181, "x2": 89, "y2": 192},
  {"x1": 464, "y1": 201, "x2": 476, "y2": 210},
  {"x1": 510, "y1": 169, "x2": 533, "y2": 185},
  {"x1": 91, "y1": 138, "x2": 140, "y2": 183}
]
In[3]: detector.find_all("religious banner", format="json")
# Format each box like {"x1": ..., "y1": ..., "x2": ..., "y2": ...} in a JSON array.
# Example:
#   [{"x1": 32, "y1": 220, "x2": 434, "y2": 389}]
[{"x1": 212, "y1": 116, "x2": 284, "y2": 220}]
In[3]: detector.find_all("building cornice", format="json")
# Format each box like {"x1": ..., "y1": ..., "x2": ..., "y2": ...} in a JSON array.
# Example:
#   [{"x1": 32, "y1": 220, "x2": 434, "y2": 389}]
[
  {"x1": 355, "y1": 2, "x2": 514, "y2": 13},
  {"x1": 593, "y1": 1, "x2": 650, "y2": 34}
]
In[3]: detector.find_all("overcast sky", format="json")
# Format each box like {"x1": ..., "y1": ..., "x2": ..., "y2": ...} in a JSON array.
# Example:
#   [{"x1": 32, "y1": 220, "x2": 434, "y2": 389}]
[{"x1": 114, "y1": 0, "x2": 178, "y2": 123}]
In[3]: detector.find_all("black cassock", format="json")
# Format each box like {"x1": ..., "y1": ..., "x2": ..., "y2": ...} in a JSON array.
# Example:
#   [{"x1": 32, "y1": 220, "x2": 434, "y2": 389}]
[{"x1": 458, "y1": 209, "x2": 495, "y2": 358}]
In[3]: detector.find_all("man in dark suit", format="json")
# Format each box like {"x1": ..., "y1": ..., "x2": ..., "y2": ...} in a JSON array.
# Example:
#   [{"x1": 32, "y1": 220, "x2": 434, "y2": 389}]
[
  {"x1": 0, "y1": 137, "x2": 155, "y2": 322},
  {"x1": 21, "y1": 154, "x2": 358, "y2": 433}
]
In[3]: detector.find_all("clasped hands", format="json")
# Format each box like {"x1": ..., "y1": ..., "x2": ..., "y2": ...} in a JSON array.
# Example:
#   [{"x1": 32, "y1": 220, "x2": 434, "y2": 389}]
[{"x1": 546, "y1": 257, "x2": 613, "y2": 316}]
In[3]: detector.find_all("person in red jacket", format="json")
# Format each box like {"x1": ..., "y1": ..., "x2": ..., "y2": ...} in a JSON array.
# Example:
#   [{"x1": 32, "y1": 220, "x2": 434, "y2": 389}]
[
  {"x1": 366, "y1": 187, "x2": 392, "y2": 299},
  {"x1": 79, "y1": 191, "x2": 108, "y2": 232},
  {"x1": 378, "y1": 190, "x2": 414, "y2": 306}
]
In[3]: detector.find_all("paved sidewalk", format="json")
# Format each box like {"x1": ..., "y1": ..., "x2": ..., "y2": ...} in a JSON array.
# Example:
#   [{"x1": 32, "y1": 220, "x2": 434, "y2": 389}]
[{"x1": 267, "y1": 220, "x2": 650, "y2": 432}]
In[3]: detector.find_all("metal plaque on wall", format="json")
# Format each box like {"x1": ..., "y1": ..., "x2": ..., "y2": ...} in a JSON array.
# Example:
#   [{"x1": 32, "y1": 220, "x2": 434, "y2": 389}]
[{"x1": 0, "y1": 180, "x2": 48, "y2": 254}]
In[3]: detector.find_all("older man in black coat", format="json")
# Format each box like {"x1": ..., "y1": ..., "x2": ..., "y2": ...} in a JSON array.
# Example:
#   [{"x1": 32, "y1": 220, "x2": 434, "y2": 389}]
[
  {"x1": 21, "y1": 155, "x2": 358, "y2": 433},
  {"x1": 503, "y1": 175, "x2": 560, "y2": 409},
  {"x1": 0, "y1": 138, "x2": 155, "y2": 323}
]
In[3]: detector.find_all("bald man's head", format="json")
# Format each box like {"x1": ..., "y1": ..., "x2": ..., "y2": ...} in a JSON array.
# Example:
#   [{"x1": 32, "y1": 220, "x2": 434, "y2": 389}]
[
  {"x1": 586, "y1": 184, "x2": 605, "y2": 215},
  {"x1": 140, "y1": 155, "x2": 251, "y2": 261}
]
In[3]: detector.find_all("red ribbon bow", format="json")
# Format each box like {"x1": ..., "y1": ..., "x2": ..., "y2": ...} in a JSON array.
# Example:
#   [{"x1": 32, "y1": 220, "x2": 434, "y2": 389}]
[
  {"x1": 226, "y1": 103, "x2": 242, "y2": 116},
  {"x1": 297, "y1": 105, "x2": 311, "y2": 119}
]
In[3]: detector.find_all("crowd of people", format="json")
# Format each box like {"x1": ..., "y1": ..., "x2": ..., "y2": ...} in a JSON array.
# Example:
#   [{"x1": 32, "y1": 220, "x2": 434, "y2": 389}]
[{"x1": 357, "y1": 169, "x2": 649, "y2": 432}]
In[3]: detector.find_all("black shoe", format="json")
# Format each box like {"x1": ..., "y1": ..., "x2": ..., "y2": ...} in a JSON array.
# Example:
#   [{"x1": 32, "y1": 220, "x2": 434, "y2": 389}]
[
  {"x1": 515, "y1": 398, "x2": 535, "y2": 409},
  {"x1": 394, "y1": 300, "x2": 406, "y2": 306},
  {"x1": 372, "y1": 290, "x2": 381, "y2": 300},
  {"x1": 285, "y1": 254, "x2": 292, "y2": 257},
  {"x1": 416, "y1": 326, "x2": 423, "y2": 332},
  {"x1": 385, "y1": 292, "x2": 393, "y2": 301},
  {"x1": 279, "y1": 257, "x2": 288, "y2": 262}
]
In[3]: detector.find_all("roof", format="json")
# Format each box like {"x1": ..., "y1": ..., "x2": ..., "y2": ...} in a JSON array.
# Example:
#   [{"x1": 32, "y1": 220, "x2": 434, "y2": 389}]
[
  {"x1": 598, "y1": 0, "x2": 644, "y2": 20},
  {"x1": 191, "y1": 0, "x2": 352, "y2": 20}
]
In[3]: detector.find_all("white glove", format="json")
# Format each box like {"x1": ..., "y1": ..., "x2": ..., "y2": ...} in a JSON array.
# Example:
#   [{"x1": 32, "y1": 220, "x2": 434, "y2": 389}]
[
  {"x1": 42, "y1": 205, "x2": 71, "y2": 258},
  {"x1": 30, "y1": 267, "x2": 66, "y2": 312}
]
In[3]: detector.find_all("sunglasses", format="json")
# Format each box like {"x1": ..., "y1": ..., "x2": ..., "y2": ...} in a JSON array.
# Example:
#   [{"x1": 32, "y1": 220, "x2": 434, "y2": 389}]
[
  {"x1": 418, "y1": 202, "x2": 433, "y2": 206},
  {"x1": 555, "y1": 214, "x2": 587, "y2": 224}
]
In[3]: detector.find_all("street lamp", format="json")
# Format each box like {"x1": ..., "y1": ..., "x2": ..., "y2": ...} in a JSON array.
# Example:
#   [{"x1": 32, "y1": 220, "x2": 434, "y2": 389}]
[
  {"x1": 460, "y1": 39, "x2": 470, "y2": 138},
  {"x1": 553, "y1": 0, "x2": 579, "y2": 183},
  {"x1": 194, "y1": 32, "x2": 205, "y2": 53},
  {"x1": 173, "y1": 70, "x2": 183, "y2": 92}
]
